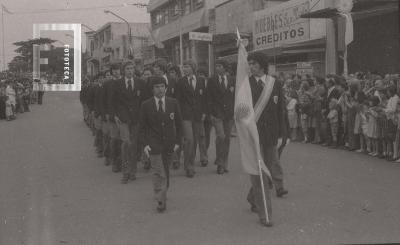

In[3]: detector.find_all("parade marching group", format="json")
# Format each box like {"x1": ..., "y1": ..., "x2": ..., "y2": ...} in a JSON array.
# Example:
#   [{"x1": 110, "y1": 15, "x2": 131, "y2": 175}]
[
  {"x1": 80, "y1": 52, "x2": 289, "y2": 227},
  {"x1": 79, "y1": 47, "x2": 400, "y2": 227}
]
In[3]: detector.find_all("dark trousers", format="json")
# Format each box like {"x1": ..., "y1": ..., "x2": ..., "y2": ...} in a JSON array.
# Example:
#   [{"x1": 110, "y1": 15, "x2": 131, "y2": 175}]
[
  {"x1": 150, "y1": 151, "x2": 172, "y2": 204},
  {"x1": 37, "y1": 91, "x2": 44, "y2": 105},
  {"x1": 204, "y1": 116, "x2": 212, "y2": 151},
  {"x1": 119, "y1": 123, "x2": 139, "y2": 176},
  {"x1": 247, "y1": 173, "x2": 273, "y2": 221},
  {"x1": 211, "y1": 116, "x2": 233, "y2": 170}
]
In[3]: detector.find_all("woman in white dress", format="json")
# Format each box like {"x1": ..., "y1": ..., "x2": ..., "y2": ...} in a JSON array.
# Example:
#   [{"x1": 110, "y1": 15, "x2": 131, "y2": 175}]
[{"x1": 5, "y1": 81, "x2": 16, "y2": 120}]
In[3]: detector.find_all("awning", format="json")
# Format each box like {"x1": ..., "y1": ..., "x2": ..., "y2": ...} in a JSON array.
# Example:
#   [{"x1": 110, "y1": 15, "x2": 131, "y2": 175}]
[
  {"x1": 86, "y1": 57, "x2": 99, "y2": 64},
  {"x1": 147, "y1": 0, "x2": 169, "y2": 13},
  {"x1": 218, "y1": 38, "x2": 326, "y2": 62},
  {"x1": 155, "y1": 9, "x2": 207, "y2": 42},
  {"x1": 300, "y1": 0, "x2": 398, "y2": 19}
]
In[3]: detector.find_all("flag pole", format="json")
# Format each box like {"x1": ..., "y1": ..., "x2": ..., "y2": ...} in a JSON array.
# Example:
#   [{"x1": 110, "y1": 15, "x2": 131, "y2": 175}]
[{"x1": 258, "y1": 159, "x2": 270, "y2": 223}]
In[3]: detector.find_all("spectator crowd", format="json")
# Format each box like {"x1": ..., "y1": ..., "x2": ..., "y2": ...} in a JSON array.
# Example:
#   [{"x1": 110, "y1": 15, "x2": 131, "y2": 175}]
[
  {"x1": 0, "y1": 73, "x2": 45, "y2": 121},
  {"x1": 282, "y1": 72, "x2": 400, "y2": 162}
]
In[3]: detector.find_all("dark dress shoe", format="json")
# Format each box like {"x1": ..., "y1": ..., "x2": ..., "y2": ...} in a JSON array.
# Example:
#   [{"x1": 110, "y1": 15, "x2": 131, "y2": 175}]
[
  {"x1": 104, "y1": 158, "x2": 111, "y2": 166},
  {"x1": 172, "y1": 161, "x2": 180, "y2": 170},
  {"x1": 250, "y1": 205, "x2": 258, "y2": 213},
  {"x1": 276, "y1": 188, "x2": 288, "y2": 197},
  {"x1": 143, "y1": 161, "x2": 151, "y2": 171},
  {"x1": 157, "y1": 202, "x2": 166, "y2": 213},
  {"x1": 200, "y1": 161, "x2": 208, "y2": 167},
  {"x1": 121, "y1": 174, "x2": 130, "y2": 184},
  {"x1": 224, "y1": 168, "x2": 229, "y2": 173},
  {"x1": 186, "y1": 170, "x2": 194, "y2": 178},
  {"x1": 260, "y1": 219, "x2": 273, "y2": 227},
  {"x1": 217, "y1": 166, "x2": 224, "y2": 175}
]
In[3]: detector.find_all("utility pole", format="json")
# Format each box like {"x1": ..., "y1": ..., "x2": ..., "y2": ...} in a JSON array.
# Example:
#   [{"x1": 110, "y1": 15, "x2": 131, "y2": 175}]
[{"x1": 1, "y1": 5, "x2": 5, "y2": 71}]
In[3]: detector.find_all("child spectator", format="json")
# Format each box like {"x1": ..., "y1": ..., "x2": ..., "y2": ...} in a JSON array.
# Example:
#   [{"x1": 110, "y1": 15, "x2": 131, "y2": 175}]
[
  {"x1": 287, "y1": 90, "x2": 298, "y2": 141},
  {"x1": 383, "y1": 85, "x2": 398, "y2": 160},
  {"x1": 327, "y1": 99, "x2": 339, "y2": 147},
  {"x1": 298, "y1": 81, "x2": 313, "y2": 143},
  {"x1": 366, "y1": 96, "x2": 381, "y2": 156}
]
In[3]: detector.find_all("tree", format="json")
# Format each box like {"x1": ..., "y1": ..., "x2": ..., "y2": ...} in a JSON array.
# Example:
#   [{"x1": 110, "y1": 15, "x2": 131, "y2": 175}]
[{"x1": 8, "y1": 38, "x2": 56, "y2": 73}]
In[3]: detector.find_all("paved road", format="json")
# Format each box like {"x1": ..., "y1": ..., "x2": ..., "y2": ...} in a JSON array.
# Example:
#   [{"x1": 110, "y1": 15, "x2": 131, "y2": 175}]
[{"x1": 1, "y1": 92, "x2": 399, "y2": 245}]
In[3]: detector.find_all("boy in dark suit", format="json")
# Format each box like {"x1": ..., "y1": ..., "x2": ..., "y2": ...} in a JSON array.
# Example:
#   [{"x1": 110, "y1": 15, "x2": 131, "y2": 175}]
[
  {"x1": 139, "y1": 76, "x2": 182, "y2": 212},
  {"x1": 153, "y1": 59, "x2": 178, "y2": 99},
  {"x1": 207, "y1": 60, "x2": 235, "y2": 174},
  {"x1": 245, "y1": 52, "x2": 289, "y2": 227},
  {"x1": 175, "y1": 60, "x2": 207, "y2": 178},
  {"x1": 110, "y1": 61, "x2": 147, "y2": 184}
]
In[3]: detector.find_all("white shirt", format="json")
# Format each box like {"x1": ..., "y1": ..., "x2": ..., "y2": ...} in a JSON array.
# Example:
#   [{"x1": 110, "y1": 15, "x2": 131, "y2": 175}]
[
  {"x1": 254, "y1": 74, "x2": 267, "y2": 86},
  {"x1": 219, "y1": 74, "x2": 228, "y2": 88},
  {"x1": 6, "y1": 85, "x2": 16, "y2": 104},
  {"x1": 154, "y1": 96, "x2": 165, "y2": 112},
  {"x1": 163, "y1": 74, "x2": 169, "y2": 86},
  {"x1": 125, "y1": 77, "x2": 134, "y2": 90},
  {"x1": 188, "y1": 75, "x2": 196, "y2": 89},
  {"x1": 385, "y1": 94, "x2": 399, "y2": 114},
  {"x1": 287, "y1": 98, "x2": 297, "y2": 112}
]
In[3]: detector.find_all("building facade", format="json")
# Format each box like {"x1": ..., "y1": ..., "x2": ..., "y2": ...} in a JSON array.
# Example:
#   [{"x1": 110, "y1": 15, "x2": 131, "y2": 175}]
[
  {"x1": 85, "y1": 22, "x2": 150, "y2": 77},
  {"x1": 147, "y1": 0, "x2": 227, "y2": 74}
]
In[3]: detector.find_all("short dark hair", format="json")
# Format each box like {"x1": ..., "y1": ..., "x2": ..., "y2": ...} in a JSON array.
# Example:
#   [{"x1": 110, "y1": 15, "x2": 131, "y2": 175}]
[
  {"x1": 154, "y1": 58, "x2": 167, "y2": 73},
  {"x1": 387, "y1": 85, "x2": 397, "y2": 97},
  {"x1": 247, "y1": 52, "x2": 269, "y2": 72},
  {"x1": 183, "y1": 60, "x2": 197, "y2": 73},
  {"x1": 122, "y1": 61, "x2": 135, "y2": 72},
  {"x1": 168, "y1": 65, "x2": 181, "y2": 77},
  {"x1": 143, "y1": 67, "x2": 153, "y2": 74},
  {"x1": 149, "y1": 76, "x2": 166, "y2": 88},
  {"x1": 110, "y1": 63, "x2": 120, "y2": 71},
  {"x1": 215, "y1": 59, "x2": 229, "y2": 71}
]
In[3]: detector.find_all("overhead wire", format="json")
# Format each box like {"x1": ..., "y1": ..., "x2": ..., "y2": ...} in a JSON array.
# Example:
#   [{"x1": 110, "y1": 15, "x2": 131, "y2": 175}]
[{"x1": 2, "y1": 2, "x2": 147, "y2": 15}]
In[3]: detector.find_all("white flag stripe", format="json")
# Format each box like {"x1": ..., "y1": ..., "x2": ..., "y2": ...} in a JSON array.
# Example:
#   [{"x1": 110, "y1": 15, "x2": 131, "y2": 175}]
[{"x1": 234, "y1": 33, "x2": 272, "y2": 179}]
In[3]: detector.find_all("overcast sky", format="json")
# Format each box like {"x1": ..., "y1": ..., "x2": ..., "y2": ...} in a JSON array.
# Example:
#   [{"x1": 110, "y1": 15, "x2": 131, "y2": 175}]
[{"x1": 1, "y1": 0, "x2": 150, "y2": 67}]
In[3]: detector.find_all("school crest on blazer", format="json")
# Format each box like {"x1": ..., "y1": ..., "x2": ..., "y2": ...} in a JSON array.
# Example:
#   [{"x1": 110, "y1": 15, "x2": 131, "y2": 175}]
[
  {"x1": 170, "y1": 112, "x2": 175, "y2": 120},
  {"x1": 199, "y1": 89, "x2": 203, "y2": 95},
  {"x1": 137, "y1": 90, "x2": 141, "y2": 97},
  {"x1": 273, "y1": 95, "x2": 278, "y2": 104}
]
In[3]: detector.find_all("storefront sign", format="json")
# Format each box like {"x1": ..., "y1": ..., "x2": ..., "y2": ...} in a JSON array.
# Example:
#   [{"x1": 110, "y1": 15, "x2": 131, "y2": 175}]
[
  {"x1": 189, "y1": 32, "x2": 213, "y2": 42},
  {"x1": 253, "y1": 0, "x2": 311, "y2": 50},
  {"x1": 296, "y1": 62, "x2": 313, "y2": 75}
]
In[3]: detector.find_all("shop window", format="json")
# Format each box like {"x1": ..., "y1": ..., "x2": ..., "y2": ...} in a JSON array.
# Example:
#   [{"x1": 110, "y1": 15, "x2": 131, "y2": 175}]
[
  {"x1": 164, "y1": 9, "x2": 169, "y2": 24},
  {"x1": 181, "y1": 0, "x2": 191, "y2": 15}
]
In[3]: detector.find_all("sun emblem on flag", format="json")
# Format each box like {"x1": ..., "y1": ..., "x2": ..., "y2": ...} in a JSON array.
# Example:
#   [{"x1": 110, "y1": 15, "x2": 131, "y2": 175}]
[{"x1": 235, "y1": 103, "x2": 251, "y2": 120}]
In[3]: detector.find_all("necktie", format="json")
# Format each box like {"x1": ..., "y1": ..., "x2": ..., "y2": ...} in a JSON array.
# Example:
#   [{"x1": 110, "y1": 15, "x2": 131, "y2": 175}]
[
  {"x1": 158, "y1": 99, "x2": 163, "y2": 113},
  {"x1": 257, "y1": 79, "x2": 264, "y2": 88},
  {"x1": 127, "y1": 79, "x2": 133, "y2": 92},
  {"x1": 190, "y1": 76, "x2": 195, "y2": 90}
]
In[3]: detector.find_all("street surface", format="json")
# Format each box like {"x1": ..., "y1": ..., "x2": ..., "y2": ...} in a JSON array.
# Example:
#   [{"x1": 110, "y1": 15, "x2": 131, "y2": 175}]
[{"x1": 1, "y1": 92, "x2": 399, "y2": 245}]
